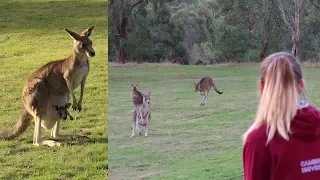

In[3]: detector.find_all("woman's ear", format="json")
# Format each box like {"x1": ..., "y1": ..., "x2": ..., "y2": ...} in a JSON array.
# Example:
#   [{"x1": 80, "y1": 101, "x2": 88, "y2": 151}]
[{"x1": 298, "y1": 79, "x2": 305, "y2": 93}]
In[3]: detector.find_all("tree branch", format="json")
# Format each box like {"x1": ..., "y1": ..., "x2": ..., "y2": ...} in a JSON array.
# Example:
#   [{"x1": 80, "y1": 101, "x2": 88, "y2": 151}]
[
  {"x1": 310, "y1": 0, "x2": 320, "y2": 10},
  {"x1": 131, "y1": 0, "x2": 145, "y2": 10},
  {"x1": 277, "y1": 0, "x2": 294, "y2": 31}
]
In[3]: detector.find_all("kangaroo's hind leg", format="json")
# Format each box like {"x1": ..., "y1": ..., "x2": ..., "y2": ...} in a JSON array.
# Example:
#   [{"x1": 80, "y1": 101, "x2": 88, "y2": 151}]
[
  {"x1": 32, "y1": 116, "x2": 61, "y2": 147},
  {"x1": 144, "y1": 112, "x2": 151, "y2": 137},
  {"x1": 203, "y1": 91, "x2": 209, "y2": 105},
  {"x1": 200, "y1": 91, "x2": 208, "y2": 106},
  {"x1": 33, "y1": 116, "x2": 42, "y2": 146},
  {"x1": 130, "y1": 110, "x2": 136, "y2": 137},
  {"x1": 28, "y1": 80, "x2": 60, "y2": 147},
  {"x1": 200, "y1": 92, "x2": 206, "y2": 106},
  {"x1": 51, "y1": 120, "x2": 61, "y2": 138}
]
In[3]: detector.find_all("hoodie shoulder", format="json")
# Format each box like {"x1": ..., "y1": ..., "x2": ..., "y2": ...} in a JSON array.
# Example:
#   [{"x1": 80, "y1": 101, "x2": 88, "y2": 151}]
[
  {"x1": 291, "y1": 105, "x2": 320, "y2": 142},
  {"x1": 243, "y1": 124, "x2": 271, "y2": 180},
  {"x1": 245, "y1": 124, "x2": 268, "y2": 146}
]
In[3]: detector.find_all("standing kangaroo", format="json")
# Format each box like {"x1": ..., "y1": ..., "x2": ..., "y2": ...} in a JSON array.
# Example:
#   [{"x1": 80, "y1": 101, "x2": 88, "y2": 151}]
[
  {"x1": 0, "y1": 26, "x2": 95, "y2": 147},
  {"x1": 130, "y1": 92, "x2": 151, "y2": 137},
  {"x1": 194, "y1": 76, "x2": 223, "y2": 106},
  {"x1": 131, "y1": 84, "x2": 144, "y2": 119}
]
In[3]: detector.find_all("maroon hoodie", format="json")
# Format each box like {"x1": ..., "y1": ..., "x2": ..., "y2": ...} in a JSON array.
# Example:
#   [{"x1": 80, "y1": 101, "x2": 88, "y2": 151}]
[{"x1": 243, "y1": 105, "x2": 320, "y2": 180}]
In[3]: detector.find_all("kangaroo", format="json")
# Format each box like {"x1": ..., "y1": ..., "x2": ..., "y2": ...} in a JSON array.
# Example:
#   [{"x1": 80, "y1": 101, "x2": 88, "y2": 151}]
[
  {"x1": 131, "y1": 84, "x2": 145, "y2": 121},
  {"x1": 194, "y1": 76, "x2": 223, "y2": 106},
  {"x1": 52, "y1": 103, "x2": 74, "y2": 120},
  {"x1": 130, "y1": 92, "x2": 151, "y2": 137},
  {"x1": 131, "y1": 84, "x2": 142, "y2": 107},
  {"x1": 0, "y1": 26, "x2": 95, "y2": 147}
]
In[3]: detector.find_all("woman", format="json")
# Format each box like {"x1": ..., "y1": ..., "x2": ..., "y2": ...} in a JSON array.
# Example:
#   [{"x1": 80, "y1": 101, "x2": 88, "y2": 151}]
[{"x1": 242, "y1": 52, "x2": 320, "y2": 179}]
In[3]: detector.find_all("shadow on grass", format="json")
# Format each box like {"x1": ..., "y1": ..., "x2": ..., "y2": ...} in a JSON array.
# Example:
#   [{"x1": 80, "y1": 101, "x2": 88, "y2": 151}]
[
  {"x1": 0, "y1": 1, "x2": 108, "y2": 33},
  {"x1": 23, "y1": 136, "x2": 108, "y2": 146}
]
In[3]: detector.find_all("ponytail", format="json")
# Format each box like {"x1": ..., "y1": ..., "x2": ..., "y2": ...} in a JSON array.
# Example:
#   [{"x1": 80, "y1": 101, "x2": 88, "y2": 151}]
[{"x1": 243, "y1": 52, "x2": 304, "y2": 144}]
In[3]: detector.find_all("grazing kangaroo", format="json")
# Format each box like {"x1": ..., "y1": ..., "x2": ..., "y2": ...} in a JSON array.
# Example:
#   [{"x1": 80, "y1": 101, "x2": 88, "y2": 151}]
[
  {"x1": 0, "y1": 26, "x2": 95, "y2": 146},
  {"x1": 194, "y1": 76, "x2": 223, "y2": 106},
  {"x1": 52, "y1": 103, "x2": 74, "y2": 120},
  {"x1": 130, "y1": 92, "x2": 151, "y2": 137}
]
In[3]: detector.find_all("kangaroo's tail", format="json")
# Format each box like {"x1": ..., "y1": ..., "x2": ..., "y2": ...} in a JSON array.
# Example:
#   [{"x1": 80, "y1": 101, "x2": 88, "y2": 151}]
[
  {"x1": 0, "y1": 109, "x2": 32, "y2": 140},
  {"x1": 212, "y1": 83, "x2": 223, "y2": 94}
]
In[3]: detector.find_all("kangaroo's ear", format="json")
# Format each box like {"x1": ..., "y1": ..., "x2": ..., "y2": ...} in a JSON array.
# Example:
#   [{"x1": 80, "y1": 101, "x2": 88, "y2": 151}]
[
  {"x1": 65, "y1": 28, "x2": 82, "y2": 41},
  {"x1": 52, "y1": 105, "x2": 58, "y2": 110},
  {"x1": 65, "y1": 103, "x2": 72, "y2": 109},
  {"x1": 148, "y1": 91, "x2": 151, "y2": 96},
  {"x1": 81, "y1": 26, "x2": 95, "y2": 37}
]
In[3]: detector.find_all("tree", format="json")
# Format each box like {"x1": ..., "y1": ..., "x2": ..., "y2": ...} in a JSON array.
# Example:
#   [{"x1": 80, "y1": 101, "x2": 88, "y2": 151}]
[
  {"x1": 277, "y1": 0, "x2": 304, "y2": 58},
  {"x1": 108, "y1": 0, "x2": 148, "y2": 64}
]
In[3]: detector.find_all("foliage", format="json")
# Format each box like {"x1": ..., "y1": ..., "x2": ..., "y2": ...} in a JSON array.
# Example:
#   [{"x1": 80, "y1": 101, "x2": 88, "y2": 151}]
[{"x1": 109, "y1": 0, "x2": 320, "y2": 64}]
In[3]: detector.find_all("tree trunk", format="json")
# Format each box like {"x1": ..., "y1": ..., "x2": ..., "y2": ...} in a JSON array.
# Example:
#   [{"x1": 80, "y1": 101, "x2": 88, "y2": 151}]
[
  {"x1": 292, "y1": 0, "x2": 303, "y2": 57},
  {"x1": 111, "y1": 0, "x2": 146, "y2": 64},
  {"x1": 260, "y1": 40, "x2": 269, "y2": 61},
  {"x1": 119, "y1": 47, "x2": 126, "y2": 64},
  {"x1": 277, "y1": 0, "x2": 303, "y2": 58},
  {"x1": 260, "y1": 14, "x2": 270, "y2": 61}
]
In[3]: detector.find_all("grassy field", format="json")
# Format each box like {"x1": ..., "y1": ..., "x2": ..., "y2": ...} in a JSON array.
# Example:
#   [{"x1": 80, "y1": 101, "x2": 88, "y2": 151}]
[
  {"x1": 0, "y1": 0, "x2": 108, "y2": 179},
  {"x1": 108, "y1": 64, "x2": 320, "y2": 179}
]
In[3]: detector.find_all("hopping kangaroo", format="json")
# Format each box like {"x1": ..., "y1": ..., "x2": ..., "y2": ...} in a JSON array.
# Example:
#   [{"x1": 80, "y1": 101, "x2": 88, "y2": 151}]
[
  {"x1": 130, "y1": 84, "x2": 151, "y2": 137},
  {"x1": 0, "y1": 26, "x2": 95, "y2": 146},
  {"x1": 194, "y1": 76, "x2": 223, "y2": 106}
]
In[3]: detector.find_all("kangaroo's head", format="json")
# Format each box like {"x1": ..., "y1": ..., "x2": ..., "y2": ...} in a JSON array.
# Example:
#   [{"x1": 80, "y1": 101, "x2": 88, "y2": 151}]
[
  {"x1": 65, "y1": 26, "x2": 96, "y2": 57},
  {"x1": 194, "y1": 83, "x2": 200, "y2": 92},
  {"x1": 131, "y1": 84, "x2": 138, "y2": 91},
  {"x1": 52, "y1": 103, "x2": 72, "y2": 120},
  {"x1": 141, "y1": 91, "x2": 151, "y2": 107},
  {"x1": 136, "y1": 113, "x2": 145, "y2": 124}
]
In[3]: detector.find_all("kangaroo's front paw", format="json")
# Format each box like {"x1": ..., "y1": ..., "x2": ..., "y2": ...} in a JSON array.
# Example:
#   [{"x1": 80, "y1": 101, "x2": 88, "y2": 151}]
[
  {"x1": 72, "y1": 101, "x2": 78, "y2": 111},
  {"x1": 77, "y1": 102, "x2": 82, "y2": 112}
]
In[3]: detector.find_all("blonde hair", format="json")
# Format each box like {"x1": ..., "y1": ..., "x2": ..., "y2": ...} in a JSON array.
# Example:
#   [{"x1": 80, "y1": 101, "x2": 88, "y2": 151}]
[{"x1": 243, "y1": 52, "x2": 306, "y2": 144}]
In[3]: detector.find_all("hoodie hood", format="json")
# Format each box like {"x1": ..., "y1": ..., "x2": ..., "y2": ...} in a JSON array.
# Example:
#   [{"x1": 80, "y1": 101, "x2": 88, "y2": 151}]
[{"x1": 290, "y1": 105, "x2": 320, "y2": 142}]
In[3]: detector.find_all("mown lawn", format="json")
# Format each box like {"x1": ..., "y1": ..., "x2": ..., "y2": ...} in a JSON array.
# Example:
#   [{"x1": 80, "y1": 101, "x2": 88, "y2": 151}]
[
  {"x1": 108, "y1": 64, "x2": 320, "y2": 179},
  {"x1": 0, "y1": 0, "x2": 108, "y2": 179}
]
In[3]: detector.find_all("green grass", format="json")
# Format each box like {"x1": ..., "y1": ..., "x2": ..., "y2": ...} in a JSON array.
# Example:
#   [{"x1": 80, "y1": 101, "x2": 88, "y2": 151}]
[
  {"x1": 0, "y1": 0, "x2": 108, "y2": 179},
  {"x1": 108, "y1": 64, "x2": 320, "y2": 179}
]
